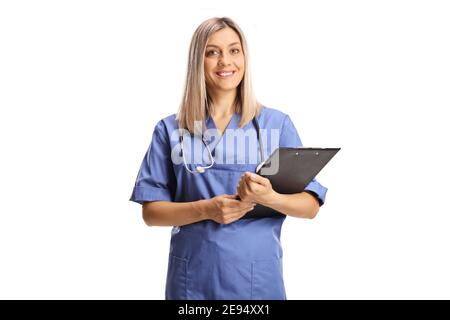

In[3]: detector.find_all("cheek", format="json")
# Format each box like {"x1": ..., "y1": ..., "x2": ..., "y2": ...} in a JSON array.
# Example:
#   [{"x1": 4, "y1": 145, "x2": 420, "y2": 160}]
[
  {"x1": 204, "y1": 65, "x2": 215, "y2": 83},
  {"x1": 204, "y1": 60, "x2": 215, "y2": 74},
  {"x1": 236, "y1": 59, "x2": 245, "y2": 75},
  {"x1": 237, "y1": 56, "x2": 245, "y2": 68}
]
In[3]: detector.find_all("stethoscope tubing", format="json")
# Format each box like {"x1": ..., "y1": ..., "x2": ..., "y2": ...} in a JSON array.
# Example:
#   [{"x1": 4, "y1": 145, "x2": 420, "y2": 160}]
[{"x1": 179, "y1": 117, "x2": 265, "y2": 174}]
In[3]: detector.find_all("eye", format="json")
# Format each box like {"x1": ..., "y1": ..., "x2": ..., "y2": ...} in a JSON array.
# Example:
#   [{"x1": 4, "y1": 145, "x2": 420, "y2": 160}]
[
  {"x1": 206, "y1": 50, "x2": 219, "y2": 56},
  {"x1": 231, "y1": 48, "x2": 240, "y2": 54}
]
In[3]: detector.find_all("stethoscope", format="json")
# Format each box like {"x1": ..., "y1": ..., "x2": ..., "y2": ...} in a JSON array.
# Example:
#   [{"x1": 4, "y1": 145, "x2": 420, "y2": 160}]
[{"x1": 179, "y1": 117, "x2": 265, "y2": 174}]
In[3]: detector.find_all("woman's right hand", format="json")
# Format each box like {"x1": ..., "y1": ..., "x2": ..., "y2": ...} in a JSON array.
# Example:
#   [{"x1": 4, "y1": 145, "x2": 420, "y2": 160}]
[{"x1": 204, "y1": 194, "x2": 255, "y2": 224}]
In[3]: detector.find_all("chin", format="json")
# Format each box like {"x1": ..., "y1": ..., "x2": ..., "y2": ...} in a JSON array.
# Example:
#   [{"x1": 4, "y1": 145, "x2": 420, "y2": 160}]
[
  {"x1": 218, "y1": 86, "x2": 239, "y2": 92},
  {"x1": 217, "y1": 82, "x2": 240, "y2": 90}
]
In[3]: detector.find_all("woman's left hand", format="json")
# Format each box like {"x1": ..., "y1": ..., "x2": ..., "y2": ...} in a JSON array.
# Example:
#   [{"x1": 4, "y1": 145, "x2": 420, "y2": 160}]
[{"x1": 236, "y1": 171, "x2": 276, "y2": 205}]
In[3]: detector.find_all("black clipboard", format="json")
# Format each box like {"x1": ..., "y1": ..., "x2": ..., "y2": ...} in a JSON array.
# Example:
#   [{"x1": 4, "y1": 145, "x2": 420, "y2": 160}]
[{"x1": 241, "y1": 147, "x2": 340, "y2": 219}]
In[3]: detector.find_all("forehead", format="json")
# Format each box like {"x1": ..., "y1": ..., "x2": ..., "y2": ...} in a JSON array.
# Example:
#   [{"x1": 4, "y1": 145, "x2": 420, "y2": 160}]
[{"x1": 207, "y1": 27, "x2": 241, "y2": 46}]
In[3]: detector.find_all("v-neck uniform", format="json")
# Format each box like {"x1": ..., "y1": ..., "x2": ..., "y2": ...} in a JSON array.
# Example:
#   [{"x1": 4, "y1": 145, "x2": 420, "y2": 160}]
[
  {"x1": 129, "y1": 105, "x2": 329, "y2": 300},
  {"x1": 204, "y1": 112, "x2": 238, "y2": 155}
]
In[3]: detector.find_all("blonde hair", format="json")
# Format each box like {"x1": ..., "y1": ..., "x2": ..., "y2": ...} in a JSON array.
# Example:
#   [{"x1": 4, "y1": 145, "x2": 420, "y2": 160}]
[{"x1": 176, "y1": 17, "x2": 262, "y2": 135}]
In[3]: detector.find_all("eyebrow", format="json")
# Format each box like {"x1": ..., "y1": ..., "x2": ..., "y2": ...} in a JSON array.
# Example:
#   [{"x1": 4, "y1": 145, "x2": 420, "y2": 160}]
[{"x1": 206, "y1": 42, "x2": 241, "y2": 48}]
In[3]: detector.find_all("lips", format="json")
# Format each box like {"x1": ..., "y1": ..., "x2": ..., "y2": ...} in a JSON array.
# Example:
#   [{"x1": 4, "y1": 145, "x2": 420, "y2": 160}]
[{"x1": 215, "y1": 70, "x2": 236, "y2": 78}]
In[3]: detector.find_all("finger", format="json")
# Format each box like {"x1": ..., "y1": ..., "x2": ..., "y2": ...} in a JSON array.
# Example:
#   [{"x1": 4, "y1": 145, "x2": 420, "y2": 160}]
[
  {"x1": 239, "y1": 201, "x2": 255, "y2": 210},
  {"x1": 236, "y1": 185, "x2": 242, "y2": 199},
  {"x1": 237, "y1": 183, "x2": 251, "y2": 202},
  {"x1": 245, "y1": 176, "x2": 269, "y2": 195},
  {"x1": 245, "y1": 171, "x2": 269, "y2": 187},
  {"x1": 227, "y1": 197, "x2": 254, "y2": 209},
  {"x1": 228, "y1": 201, "x2": 255, "y2": 213},
  {"x1": 237, "y1": 178, "x2": 247, "y2": 190},
  {"x1": 221, "y1": 209, "x2": 243, "y2": 223},
  {"x1": 227, "y1": 206, "x2": 254, "y2": 222},
  {"x1": 223, "y1": 194, "x2": 242, "y2": 203},
  {"x1": 237, "y1": 179, "x2": 249, "y2": 196},
  {"x1": 241, "y1": 200, "x2": 256, "y2": 210},
  {"x1": 237, "y1": 173, "x2": 249, "y2": 190},
  {"x1": 223, "y1": 194, "x2": 238, "y2": 199},
  {"x1": 243, "y1": 175, "x2": 254, "y2": 193},
  {"x1": 225, "y1": 198, "x2": 245, "y2": 208},
  {"x1": 225, "y1": 196, "x2": 255, "y2": 210},
  {"x1": 238, "y1": 176, "x2": 246, "y2": 189}
]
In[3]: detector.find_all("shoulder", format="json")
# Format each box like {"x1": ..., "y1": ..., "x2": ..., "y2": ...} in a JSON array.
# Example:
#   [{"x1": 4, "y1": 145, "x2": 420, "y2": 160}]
[
  {"x1": 159, "y1": 113, "x2": 177, "y2": 128},
  {"x1": 148, "y1": 113, "x2": 178, "y2": 143},
  {"x1": 257, "y1": 105, "x2": 292, "y2": 129},
  {"x1": 155, "y1": 113, "x2": 178, "y2": 132}
]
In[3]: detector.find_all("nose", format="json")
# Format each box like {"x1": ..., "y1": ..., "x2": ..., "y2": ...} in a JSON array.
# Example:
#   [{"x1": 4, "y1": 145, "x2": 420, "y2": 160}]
[{"x1": 218, "y1": 52, "x2": 231, "y2": 66}]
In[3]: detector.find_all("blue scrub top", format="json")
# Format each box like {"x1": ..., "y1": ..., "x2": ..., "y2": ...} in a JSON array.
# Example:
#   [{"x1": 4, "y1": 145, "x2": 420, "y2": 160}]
[{"x1": 130, "y1": 106, "x2": 327, "y2": 300}]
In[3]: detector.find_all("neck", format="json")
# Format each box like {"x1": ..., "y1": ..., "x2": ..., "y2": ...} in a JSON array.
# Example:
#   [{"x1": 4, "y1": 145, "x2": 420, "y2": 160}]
[{"x1": 208, "y1": 89, "x2": 237, "y2": 118}]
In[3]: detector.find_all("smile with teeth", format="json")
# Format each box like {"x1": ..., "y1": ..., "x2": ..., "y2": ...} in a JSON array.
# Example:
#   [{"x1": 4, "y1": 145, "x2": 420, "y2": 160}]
[{"x1": 215, "y1": 71, "x2": 236, "y2": 78}]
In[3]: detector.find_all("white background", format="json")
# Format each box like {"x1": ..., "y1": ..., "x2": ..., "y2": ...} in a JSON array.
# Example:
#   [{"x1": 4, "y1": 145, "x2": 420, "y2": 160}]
[{"x1": 1, "y1": 0, "x2": 449, "y2": 299}]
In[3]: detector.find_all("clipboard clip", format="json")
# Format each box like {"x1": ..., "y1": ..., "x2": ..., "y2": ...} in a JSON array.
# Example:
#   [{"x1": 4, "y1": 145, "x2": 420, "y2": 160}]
[
  {"x1": 256, "y1": 161, "x2": 265, "y2": 174},
  {"x1": 256, "y1": 160, "x2": 273, "y2": 174}
]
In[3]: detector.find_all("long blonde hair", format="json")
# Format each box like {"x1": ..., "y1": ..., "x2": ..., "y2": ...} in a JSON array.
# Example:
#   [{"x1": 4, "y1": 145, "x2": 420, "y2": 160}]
[{"x1": 176, "y1": 17, "x2": 262, "y2": 135}]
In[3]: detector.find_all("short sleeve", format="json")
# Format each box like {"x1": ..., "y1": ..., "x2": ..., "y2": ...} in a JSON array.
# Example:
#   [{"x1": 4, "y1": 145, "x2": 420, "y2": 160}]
[
  {"x1": 279, "y1": 115, "x2": 328, "y2": 206},
  {"x1": 129, "y1": 120, "x2": 176, "y2": 205},
  {"x1": 279, "y1": 115, "x2": 302, "y2": 148}
]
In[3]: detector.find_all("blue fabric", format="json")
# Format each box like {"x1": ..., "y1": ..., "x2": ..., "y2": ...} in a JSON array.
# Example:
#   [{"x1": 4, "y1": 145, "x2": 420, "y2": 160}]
[{"x1": 130, "y1": 106, "x2": 328, "y2": 300}]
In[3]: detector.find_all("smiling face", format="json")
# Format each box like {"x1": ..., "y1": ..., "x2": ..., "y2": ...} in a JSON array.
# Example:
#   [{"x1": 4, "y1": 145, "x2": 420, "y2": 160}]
[{"x1": 204, "y1": 27, "x2": 245, "y2": 95}]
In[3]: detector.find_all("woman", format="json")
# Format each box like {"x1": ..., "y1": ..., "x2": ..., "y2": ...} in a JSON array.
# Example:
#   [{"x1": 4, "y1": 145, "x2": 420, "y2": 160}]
[{"x1": 130, "y1": 17, "x2": 327, "y2": 300}]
